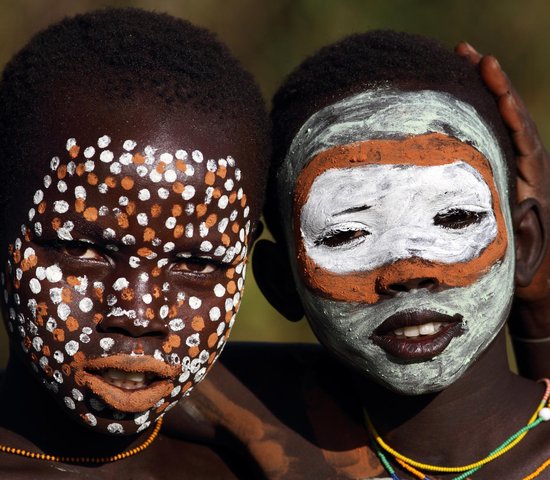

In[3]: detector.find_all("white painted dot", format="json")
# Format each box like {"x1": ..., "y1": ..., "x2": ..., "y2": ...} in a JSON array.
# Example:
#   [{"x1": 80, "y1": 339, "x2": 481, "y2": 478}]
[
  {"x1": 191, "y1": 150, "x2": 203, "y2": 163},
  {"x1": 164, "y1": 170, "x2": 177, "y2": 183},
  {"x1": 142, "y1": 293, "x2": 152, "y2": 304},
  {"x1": 136, "y1": 165, "x2": 148, "y2": 177},
  {"x1": 65, "y1": 340, "x2": 79, "y2": 356},
  {"x1": 119, "y1": 152, "x2": 133, "y2": 165},
  {"x1": 218, "y1": 218, "x2": 229, "y2": 233},
  {"x1": 160, "y1": 305, "x2": 169, "y2": 319},
  {"x1": 175, "y1": 150, "x2": 188, "y2": 160},
  {"x1": 98, "y1": 183, "x2": 108, "y2": 194},
  {"x1": 107, "y1": 423, "x2": 124, "y2": 434},
  {"x1": 46, "y1": 265, "x2": 63, "y2": 283},
  {"x1": 208, "y1": 307, "x2": 221, "y2": 322},
  {"x1": 84, "y1": 146, "x2": 95, "y2": 158},
  {"x1": 50, "y1": 156, "x2": 60, "y2": 171},
  {"x1": 225, "y1": 298, "x2": 234, "y2": 312},
  {"x1": 163, "y1": 242, "x2": 175, "y2": 253},
  {"x1": 158, "y1": 187, "x2": 169, "y2": 199},
  {"x1": 85, "y1": 160, "x2": 95, "y2": 172},
  {"x1": 129, "y1": 256, "x2": 140, "y2": 268},
  {"x1": 64, "y1": 397, "x2": 76, "y2": 410},
  {"x1": 169, "y1": 319, "x2": 184, "y2": 331},
  {"x1": 97, "y1": 135, "x2": 111, "y2": 148},
  {"x1": 185, "y1": 164, "x2": 195, "y2": 176},
  {"x1": 137, "y1": 213, "x2": 148, "y2": 226},
  {"x1": 189, "y1": 296, "x2": 202, "y2": 309},
  {"x1": 186, "y1": 333, "x2": 200, "y2": 347},
  {"x1": 213, "y1": 246, "x2": 226, "y2": 257},
  {"x1": 58, "y1": 303, "x2": 71, "y2": 320},
  {"x1": 160, "y1": 153, "x2": 173, "y2": 164},
  {"x1": 29, "y1": 278, "x2": 41, "y2": 294},
  {"x1": 199, "y1": 223, "x2": 209, "y2": 238},
  {"x1": 57, "y1": 181, "x2": 67, "y2": 193},
  {"x1": 224, "y1": 179, "x2": 234, "y2": 191},
  {"x1": 79, "y1": 297, "x2": 93, "y2": 312},
  {"x1": 98, "y1": 206, "x2": 109, "y2": 216},
  {"x1": 113, "y1": 278, "x2": 129, "y2": 291},
  {"x1": 182, "y1": 185, "x2": 195, "y2": 200},
  {"x1": 122, "y1": 234, "x2": 135, "y2": 245},
  {"x1": 74, "y1": 186, "x2": 87, "y2": 199},
  {"x1": 218, "y1": 196, "x2": 229, "y2": 209},
  {"x1": 138, "y1": 189, "x2": 150, "y2": 201},
  {"x1": 53, "y1": 200, "x2": 69, "y2": 214},
  {"x1": 110, "y1": 162, "x2": 122, "y2": 174},
  {"x1": 134, "y1": 411, "x2": 150, "y2": 426},
  {"x1": 244, "y1": 206, "x2": 250, "y2": 218},
  {"x1": 206, "y1": 159, "x2": 217, "y2": 172},
  {"x1": 185, "y1": 224, "x2": 193, "y2": 238},
  {"x1": 235, "y1": 168, "x2": 241, "y2": 181},
  {"x1": 200, "y1": 241, "x2": 212, "y2": 252},
  {"x1": 165, "y1": 217, "x2": 176, "y2": 229},
  {"x1": 100, "y1": 337, "x2": 115, "y2": 351},
  {"x1": 214, "y1": 284, "x2": 226, "y2": 297},
  {"x1": 149, "y1": 169, "x2": 162, "y2": 183},
  {"x1": 84, "y1": 413, "x2": 97, "y2": 426},
  {"x1": 100, "y1": 150, "x2": 114, "y2": 163},
  {"x1": 123, "y1": 140, "x2": 136, "y2": 151}
]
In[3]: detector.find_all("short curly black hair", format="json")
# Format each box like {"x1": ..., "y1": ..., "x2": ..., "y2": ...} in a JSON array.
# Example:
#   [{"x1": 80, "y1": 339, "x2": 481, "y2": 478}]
[
  {"x1": 267, "y1": 30, "x2": 515, "y2": 241},
  {"x1": 0, "y1": 7, "x2": 270, "y2": 229}
]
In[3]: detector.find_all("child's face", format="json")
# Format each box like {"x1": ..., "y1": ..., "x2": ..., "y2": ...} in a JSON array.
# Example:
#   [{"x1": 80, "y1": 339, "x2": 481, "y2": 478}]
[
  {"x1": 279, "y1": 89, "x2": 515, "y2": 394},
  {"x1": 2, "y1": 100, "x2": 252, "y2": 434}
]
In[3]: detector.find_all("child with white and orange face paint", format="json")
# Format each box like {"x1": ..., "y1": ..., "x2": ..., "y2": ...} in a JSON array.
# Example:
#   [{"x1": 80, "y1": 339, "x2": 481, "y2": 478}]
[{"x1": 0, "y1": 8, "x2": 269, "y2": 479}]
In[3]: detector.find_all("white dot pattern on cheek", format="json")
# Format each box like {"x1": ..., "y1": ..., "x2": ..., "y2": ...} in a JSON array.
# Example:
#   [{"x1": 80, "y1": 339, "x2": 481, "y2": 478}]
[{"x1": 4, "y1": 134, "x2": 251, "y2": 433}]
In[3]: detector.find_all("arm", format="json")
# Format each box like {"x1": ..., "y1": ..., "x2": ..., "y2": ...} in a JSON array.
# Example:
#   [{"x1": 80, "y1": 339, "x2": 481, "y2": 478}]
[{"x1": 456, "y1": 42, "x2": 550, "y2": 378}]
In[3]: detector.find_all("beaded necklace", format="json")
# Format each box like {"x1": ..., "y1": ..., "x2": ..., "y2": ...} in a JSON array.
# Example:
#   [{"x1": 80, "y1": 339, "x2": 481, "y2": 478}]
[
  {"x1": 365, "y1": 379, "x2": 550, "y2": 479},
  {"x1": 0, "y1": 417, "x2": 162, "y2": 463}
]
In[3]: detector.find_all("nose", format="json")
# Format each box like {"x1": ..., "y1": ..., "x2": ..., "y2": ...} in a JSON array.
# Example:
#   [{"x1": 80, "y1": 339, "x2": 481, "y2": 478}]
[
  {"x1": 377, "y1": 276, "x2": 440, "y2": 296},
  {"x1": 97, "y1": 273, "x2": 170, "y2": 338}
]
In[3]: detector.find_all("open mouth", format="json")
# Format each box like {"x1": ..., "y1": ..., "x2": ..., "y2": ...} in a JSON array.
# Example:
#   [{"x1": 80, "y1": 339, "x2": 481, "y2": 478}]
[
  {"x1": 370, "y1": 310, "x2": 464, "y2": 361},
  {"x1": 73, "y1": 355, "x2": 180, "y2": 413}
]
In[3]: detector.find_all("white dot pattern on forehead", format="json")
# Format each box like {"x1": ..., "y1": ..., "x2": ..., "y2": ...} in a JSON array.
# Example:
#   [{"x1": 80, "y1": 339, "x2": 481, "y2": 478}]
[{"x1": 4, "y1": 135, "x2": 251, "y2": 435}]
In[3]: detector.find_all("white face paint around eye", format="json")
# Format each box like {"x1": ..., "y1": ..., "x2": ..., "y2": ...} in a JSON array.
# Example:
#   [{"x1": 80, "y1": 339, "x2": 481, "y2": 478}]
[
  {"x1": 282, "y1": 89, "x2": 515, "y2": 395},
  {"x1": 301, "y1": 161, "x2": 497, "y2": 274}
]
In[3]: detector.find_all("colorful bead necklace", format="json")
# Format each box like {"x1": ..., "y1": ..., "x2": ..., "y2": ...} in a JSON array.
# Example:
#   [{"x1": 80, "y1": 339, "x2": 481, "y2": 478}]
[
  {"x1": 0, "y1": 417, "x2": 162, "y2": 463},
  {"x1": 365, "y1": 378, "x2": 550, "y2": 479}
]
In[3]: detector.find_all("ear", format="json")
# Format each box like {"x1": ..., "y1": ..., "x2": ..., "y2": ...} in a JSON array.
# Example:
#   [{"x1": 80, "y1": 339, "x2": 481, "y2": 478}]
[
  {"x1": 252, "y1": 239, "x2": 304, "y2": 321},
  {"x1": 514, "y1": 198, "x2": 547, "y2": 287}
]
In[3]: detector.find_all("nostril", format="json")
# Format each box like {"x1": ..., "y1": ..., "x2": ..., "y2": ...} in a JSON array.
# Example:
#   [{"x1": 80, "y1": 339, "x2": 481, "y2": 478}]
[
  {"x1": 388, "y1": 283, "x2": 408, "y2": 292},
  {"x1": 418, "y1": 279, "x2": 436, "y2": 289}
]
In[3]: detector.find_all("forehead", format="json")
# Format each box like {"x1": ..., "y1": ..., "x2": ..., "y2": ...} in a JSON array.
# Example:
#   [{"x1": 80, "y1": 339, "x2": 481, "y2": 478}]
[{"x1": 278, "y1": 89, "x2": 509, "y2": 224}]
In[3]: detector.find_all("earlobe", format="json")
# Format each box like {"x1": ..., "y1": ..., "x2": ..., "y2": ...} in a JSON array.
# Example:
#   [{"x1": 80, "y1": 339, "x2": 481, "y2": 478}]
[
  {"x1": 514, "y1": 198, "x2": 547, "y2": 287},
  {"x1": 252, "y1": 239, "x2": 304, "y2": 322}
]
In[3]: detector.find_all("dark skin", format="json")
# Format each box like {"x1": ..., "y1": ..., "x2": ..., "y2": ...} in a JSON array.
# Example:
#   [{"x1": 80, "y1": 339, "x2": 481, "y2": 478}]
[
  {"x1": 167, "y1": 47, "x2": 550, "y2": 479},
  {"x1": 456, "y1": 42, "x2": 550, "y2": 380},
  {"x1": 0, "y1": 86, "x2": 264, "y2": 478}
]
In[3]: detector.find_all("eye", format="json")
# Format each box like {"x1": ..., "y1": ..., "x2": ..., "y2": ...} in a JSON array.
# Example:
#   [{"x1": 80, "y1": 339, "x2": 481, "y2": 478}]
[
  {"x1": 172, "y1": 257, "x2": 219, "y2": 274},
  {"x1": 57, "y1": 241, "x2": 109, "y2": 263},
  {"x1": 315, "y1": 228, "x2": 370, "y2": 248},
  {"x1": 433, "y1": 208, "x2": 487, "y2": 229}
]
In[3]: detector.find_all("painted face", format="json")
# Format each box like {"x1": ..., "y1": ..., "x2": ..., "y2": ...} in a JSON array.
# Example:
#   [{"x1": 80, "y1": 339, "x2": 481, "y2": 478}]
[
  {"x1": 2, "y1": 132, "x2": 251, "y2": 434},
  {"x1": 280, "y1": 90, "x2": 514, "y2": 394}
]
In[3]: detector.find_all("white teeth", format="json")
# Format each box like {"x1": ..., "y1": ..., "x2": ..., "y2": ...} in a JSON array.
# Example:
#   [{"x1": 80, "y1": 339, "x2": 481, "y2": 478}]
[
  {"x1": 394, "y1": 322, "x2": 444, "y2": 338},
  {"x1": 101, "y1": 369, "x2": 149, "y2": 390}
]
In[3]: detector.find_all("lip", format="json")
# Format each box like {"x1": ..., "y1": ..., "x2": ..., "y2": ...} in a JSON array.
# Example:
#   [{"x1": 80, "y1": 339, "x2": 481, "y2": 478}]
[
  {"x1": 370, "y1": 310, "x2": 464, "y2": 361},
  {"x1": 73, "y1": 354, "x2": 180, "y2": 413}
]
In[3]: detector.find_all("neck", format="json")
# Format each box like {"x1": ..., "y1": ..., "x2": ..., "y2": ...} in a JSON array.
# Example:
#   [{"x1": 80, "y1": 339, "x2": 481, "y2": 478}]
[
  {"x1": 357, "y1": 330, "x2": 543, "y2": 465},
  {"x1": 0, "y1": 349, "x2": 153, "y2": 457}
]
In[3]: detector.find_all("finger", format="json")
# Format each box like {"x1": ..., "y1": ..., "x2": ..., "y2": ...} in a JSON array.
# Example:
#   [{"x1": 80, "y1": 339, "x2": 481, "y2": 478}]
[
  {"x1": 455, "y1": 41, "x2": 482, "y2": 65},
  {"x1": 479, "y1": 56, "x2": 512, "y2": 97},
  {"x1": 499, "y1": 92, "x2": 542, "y2": 156}
]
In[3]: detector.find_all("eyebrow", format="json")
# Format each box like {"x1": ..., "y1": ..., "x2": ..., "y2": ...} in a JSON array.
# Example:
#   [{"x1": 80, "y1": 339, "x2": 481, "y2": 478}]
[{"x1": 333, "y1": 205, "x2": 371, "y2": 216}]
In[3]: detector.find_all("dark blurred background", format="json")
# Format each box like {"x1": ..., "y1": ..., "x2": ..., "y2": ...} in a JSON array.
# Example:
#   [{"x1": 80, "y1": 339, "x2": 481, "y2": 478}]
[{"x1": 1, "y1": 0, "x2": 549, "y2": 367}]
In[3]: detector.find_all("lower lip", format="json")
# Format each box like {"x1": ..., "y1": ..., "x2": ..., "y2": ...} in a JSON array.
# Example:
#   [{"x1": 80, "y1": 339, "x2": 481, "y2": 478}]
[
  {"x1": 75, "y1": 371, "x2": 173, "y2": 413},
  {"x1": 370, "y1": 322, "x2": 463, "y2": 361}
]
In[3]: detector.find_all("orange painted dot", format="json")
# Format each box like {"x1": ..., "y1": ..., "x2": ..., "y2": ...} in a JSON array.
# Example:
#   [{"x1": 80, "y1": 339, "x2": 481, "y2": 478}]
[
  {"x1": 227, "y1": 281, "x2": 237, "y2": 294},
  {"x1": 176, "y1": 160, "x2": 186, "y2": 172},
  {"x1": 208, "y1": 351, "x2": 217, "y2": 364},
  {"x1": 168, "y1": 305, "x2": 178, "y2": 318},
  {"x1": 221, "y1": 233, "x2": 231, "y2": 246},
  {"x1": 212, "y1": 188, "x2": 222, "y2": 199},
  {"x1": 217, "y1": 166, "x2": 227, "y2": 179},
  {"x1": 94, "y1": 287, "x2": 104, "y2": 302},
  {"x1": 143, "y1": 227, "x2": 156, "y2": 242},
  {"x1": 152, "y1": 285, "x2": 161, "y2": 298},
  {"x1": 69, "y1": 145, "x2": 80, "y2": 159},
  {"x1": 57, "y1": 164, "x2": 67, "y2": 179},
  {"x1": 174, "y1": 225, "x2": 184, "y2": 239},
  {"x1": 73, "y1": 351, "x2": 85, "y2": 364},
  {"x1": 205, "y1": 171, "x2": 216, "y2": 186},
  {"x1": 225, "y1": 311, "x2": 233, "y2": 322},
  {"x1": 20, "y1": 255, "x2": 37, "y2": 272},
  {"x1": 146, "y1": 308, "x2": 155, "y2": 320},
  {"x1": 53, "y1": 329, "x2": 65, "y2": 342},
  {"x1": 196, "y1": 204, "x2": 207, "y2": 218},
  {"x1": 76, "y1": 163, "x2": 86, "y2": 176},
  {"x1": 121, "y1": 176, "x2": 135, "y2": 190},
  {"x1": 121, "y1": 288, "x2": 134, "y2": 301},
  {"x1": 87, "y1": 173, "x2": 98, "y2": 185},
  {"x1": 137, "y1": 247, "x2": 154, "y2": 258},
  {"x1": 205, "y1": 213, "x2": 218, "y2": 228},
  {"x1": 151, "y1": 267, "x2": 161, "y2": 278},
  {"x1": 168, "y1": 334, "x2": 181, "y2": 348},
  {"x1": 42, "y1": 345, "x2": 51, "y2": 356},
  {"x1": 93, "y1": 313, "x2": 103, "y2": 325},
  {"x1": 172, "y1": 182, "x2": 184, "y2": 194},
  {"x1": 61, "y1": 287, "x2": 72, "y2": 303},
  {"x1": 240, "y1": 194, "x2": 247, "y2": 207},
  {"x1": 75, "y1": 198, "x2": 86, "y2": 213},
  {"x1": 232, "y1": 222, "x2": 240, "y2": 234},
  {"x1": 172, "y1": 204, "x2": 183, "y2": 217},
  {"x1": 62, "y1": 364, "x2": 71, "y2": 376},
  {"x1": 192, "y1": 316, "x2": 205, "y2": 331},
  {"x1": 105, "y1": 176, "x2": 117, "y2": 188},
  {"x1": 229, "y1": 191, "x2": 237, "y2": 204},
  {"x1": 151, "y1": 204, "x2": 162, "y2": 218},
  {"x1": 37, "y1": 201, "x2": 46, "y2": 214},
  {"x1": 133, "y1": 153, "x2": 145, "y2": 165},
  {"x1": 126, "y1": 201, "x2": 136, "y2": 216},
  {"x1": 188, "y1": 346, "x2": 199, "y2": 358},
  {"x1": 66, "y1": 276, "x2": 81, "y2": 287},
  {"x1": 225, "y1": 268, "x2": 235, "y2": 279},
  {"x1": 207, "y1": 333, "x2": 218, "y2": 348},
  {"x1": 66, "y1": 316, "x2": 79, "y2": 332},
  {"x1": 83, "y1": 207, "x2": 98, "y2": 222},
  {"x1": 156, "y1": 162, "x2": 166, "y2": 174}
]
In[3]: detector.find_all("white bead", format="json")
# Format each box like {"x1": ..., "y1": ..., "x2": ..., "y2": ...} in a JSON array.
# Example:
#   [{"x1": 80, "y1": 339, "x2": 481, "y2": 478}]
[{"x1": 538, "y1": 407, "x2": 550, "y2": 421}]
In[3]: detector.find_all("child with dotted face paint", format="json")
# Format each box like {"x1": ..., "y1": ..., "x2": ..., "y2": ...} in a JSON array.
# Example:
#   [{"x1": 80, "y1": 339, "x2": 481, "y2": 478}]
[{"x1": 0, "y1": 8, "x2": 269, "y2": 478}]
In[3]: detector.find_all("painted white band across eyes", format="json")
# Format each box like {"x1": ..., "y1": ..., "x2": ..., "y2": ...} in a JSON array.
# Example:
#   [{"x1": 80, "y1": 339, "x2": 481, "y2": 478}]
[
  {"x1": 300, "y1": 161, "x2": 497, "y2": 273},
  {"x1": 278, "y1": 89, "x2": 510, "y2": 236}
]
